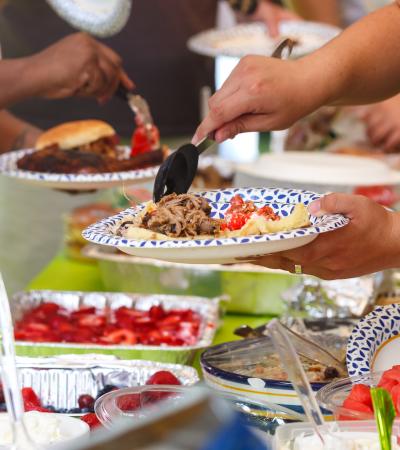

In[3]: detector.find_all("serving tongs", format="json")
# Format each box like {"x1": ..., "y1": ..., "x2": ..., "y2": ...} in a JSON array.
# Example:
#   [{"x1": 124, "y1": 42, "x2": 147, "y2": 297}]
[
  {"x1": 0, "y1": 273, "x2": 37, "y2": 449},
  {"x1": 152, "y1": 38, "x2": 296, "y2": 203},
  {"x1": 234, "y1": 321, "x2": 347, "y2": 376}
]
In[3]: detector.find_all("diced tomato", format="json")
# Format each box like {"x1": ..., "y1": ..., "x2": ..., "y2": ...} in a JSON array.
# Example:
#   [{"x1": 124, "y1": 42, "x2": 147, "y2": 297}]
[
  {"x1": 230, "y1": 195, "x2": 244, "y2": 209},
  {"x1": 347, "y1": 384, "x2": 372, "y2": 408}
]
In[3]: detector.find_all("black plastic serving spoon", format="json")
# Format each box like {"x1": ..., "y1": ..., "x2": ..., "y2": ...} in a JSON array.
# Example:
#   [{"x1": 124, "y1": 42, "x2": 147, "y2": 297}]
[{"x1": 152, "y1": 38, "x2": 295, "y2": 203}]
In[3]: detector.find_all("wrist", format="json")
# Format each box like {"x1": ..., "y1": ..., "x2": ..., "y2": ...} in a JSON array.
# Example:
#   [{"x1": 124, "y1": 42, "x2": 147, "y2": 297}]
[{"x1": 19, "y1": 54, "x2": 48, "y2": 98}]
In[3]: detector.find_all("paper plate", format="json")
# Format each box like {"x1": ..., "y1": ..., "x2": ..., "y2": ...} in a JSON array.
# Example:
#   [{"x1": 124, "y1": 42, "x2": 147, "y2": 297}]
[
  {"x1": 346, "y1": 304, "x2": 400, "y2": 377},
  {"x1": 187, "y1": 21, "x2": 340, "y2": 59},
  {"x1": 0, "y1": 147, "x2": 158, "y2": 191},
  {"x1": 236, "y1": 152, "x2": 400, "y2": 188},
  {"x1": 82, "y1": 187, "x2": 349, "y2": 265}
]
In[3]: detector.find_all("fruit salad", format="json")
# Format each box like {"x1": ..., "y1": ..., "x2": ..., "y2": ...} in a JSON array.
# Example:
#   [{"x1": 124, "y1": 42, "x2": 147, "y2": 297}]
[{"x1": 14, "y1": 302, "x2": 201, "y2": 346}]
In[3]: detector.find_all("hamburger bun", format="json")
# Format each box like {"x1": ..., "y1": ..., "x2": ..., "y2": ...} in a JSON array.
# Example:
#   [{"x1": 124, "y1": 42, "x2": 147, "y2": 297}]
[{"x1": 36, "y1": 120, "x2": 116, "y2": 150}]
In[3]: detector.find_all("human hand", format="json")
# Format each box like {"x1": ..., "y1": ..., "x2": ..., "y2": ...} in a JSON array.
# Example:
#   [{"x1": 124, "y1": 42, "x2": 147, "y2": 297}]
[
  {"x1": 246, "y1": 193, "x2": 400, "y2": 280},
  {"x1": 192, "y1": 56, "x2": 328, "y2": 144},
  {"x1": 251, "y1": 1, "x2": 300, "y2": 38},
  {"x1": 358, "y1": 95, "x2": 400, "y2": 152},
  {"x1": 27, "y1": 32, "x2": 134, "y2": 101}
]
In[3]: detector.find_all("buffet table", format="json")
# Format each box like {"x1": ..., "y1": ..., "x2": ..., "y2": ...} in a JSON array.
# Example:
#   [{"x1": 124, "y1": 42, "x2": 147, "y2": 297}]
[{"x1": 27, "y1": 252, "x2": 275, "y2": 368}]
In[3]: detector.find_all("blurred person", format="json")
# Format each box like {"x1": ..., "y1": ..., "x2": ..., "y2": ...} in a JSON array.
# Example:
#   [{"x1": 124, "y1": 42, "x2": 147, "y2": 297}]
[
  {"x1": 0, "y1": 32, "x2": 133, "y2": 153},
  {"x1": 193, "y1": 3, "x2": 400, "y2": 280},
  {"x1": 0, "y1": 30, "x2": 133, "y2": 293}
]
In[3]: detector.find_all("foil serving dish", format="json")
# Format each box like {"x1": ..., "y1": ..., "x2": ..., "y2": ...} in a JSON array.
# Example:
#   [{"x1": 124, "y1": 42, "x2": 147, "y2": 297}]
[
  {"x1": 11, "y1": 290, "x2": 221, "y2": 364},
  {"x1": 83, "y1": 245, "x2": 297, "y2": 315},
  {"x1": 8, "y1": 356, "x2": 198, "y2": 412}
]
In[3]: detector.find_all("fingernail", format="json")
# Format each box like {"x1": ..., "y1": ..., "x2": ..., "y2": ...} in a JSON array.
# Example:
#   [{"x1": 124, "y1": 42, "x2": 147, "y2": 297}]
[
  {"x1": 191, "y1": 133, "x2": 199, "y2": 145},
  {"x1": 308, "y1": 199, "x2": 324, "y2": 216}
]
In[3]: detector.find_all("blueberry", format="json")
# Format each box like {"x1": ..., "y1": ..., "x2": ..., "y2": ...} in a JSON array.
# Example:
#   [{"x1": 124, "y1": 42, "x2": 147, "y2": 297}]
[
  {"x1": 0, "y1": 403, "x2": 6, "y2": 412},
  {"x1": 67, "y1": 408, "x2": 82, "y2": 414},
  {"x1": 44, "y1": 405, "x2": 56, "y2": 412},
  {"x1": 58, "y1": 408, "x2": 68, "y2": 414},
  {"x1": 81, "y1": 407, "x2": 92, "y2": 413},
  {"x1": 96, "y1": 385, "x2": 118, "y2": 400}
]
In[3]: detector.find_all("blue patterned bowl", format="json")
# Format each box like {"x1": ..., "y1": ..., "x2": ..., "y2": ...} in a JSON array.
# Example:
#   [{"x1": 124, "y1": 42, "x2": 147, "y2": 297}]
[
  {"x1": 82, "y1": 187, "x2": 349, "y2": 264},
  {"x1": 347, "y1": 304, "x2": 400, "y2": 377},
  {"x1": 0, "y1": 147, "x2": 158, "y2": 191}
]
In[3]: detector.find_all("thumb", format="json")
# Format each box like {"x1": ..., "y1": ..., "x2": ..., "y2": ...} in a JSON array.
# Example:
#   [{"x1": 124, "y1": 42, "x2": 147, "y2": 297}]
[
  {"x1": 308, "y1": 193, "x2": 357, "y2": 218},
  {"x1": 214, "y1": 114, "x2": 273, "y2": 142}
]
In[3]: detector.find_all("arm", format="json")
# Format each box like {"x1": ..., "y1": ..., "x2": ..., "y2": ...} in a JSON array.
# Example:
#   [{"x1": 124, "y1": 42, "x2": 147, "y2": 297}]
[
  {"x1": 0, "y1": 32, "x2": 134, "y2": 110},
  {"x1": 193, "y1": 3, "x2": 400, "y2": 143},
  {"x1": 0, "y1": 111, "x2": 41, "y2": 154},
  {"x1": 288, "y1": 0, "x2": 342, "y2": 26}
]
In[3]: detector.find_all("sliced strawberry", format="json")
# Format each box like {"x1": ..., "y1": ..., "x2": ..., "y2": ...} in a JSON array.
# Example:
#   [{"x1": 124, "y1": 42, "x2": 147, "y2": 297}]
[
  {"x1": 71, "y1": 307, "x2": 96, "y2": 317},
  {"x1": 24, "y1": 401, "x2": 51, "y2": 413},
  {"x1": 81, "y1": 413, "x2": 102, "y2": 429},
  {"x1": 105, "y1": 329, "x2": 137, "y2": 345},
  {"x1": 26, "y1": 322, "x2": 50, "y2": 333},
  {"x1": 146, "y1": 371, "x2": 181, "y2": 386},
  {"x1": 78, "y1": 315, "x2": 106, "y2": 328},
  {"x1": 117, "y1": 394, "x2": 141, "y2": 411},
  {"x1": 347, "y1": 384, "x2": 372, "y2": 408},
  {"x1": 149, "y1": 305, "x2": 165, "y2": 321},
  {"x1": 22, "y1": 387, "x2": 41, "y2": 407}
]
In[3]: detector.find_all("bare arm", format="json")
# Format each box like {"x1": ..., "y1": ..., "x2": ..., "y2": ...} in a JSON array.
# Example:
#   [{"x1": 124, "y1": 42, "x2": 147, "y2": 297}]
[
  {"x1": 194, "y1": 3, "x2": 400, "y2": 143},
  {"x1": 288, "y1": 0, "x2": 342, "y2": 26},
  {"x1": 0, "y1": 110, "x2": 41, "y2": 154}
]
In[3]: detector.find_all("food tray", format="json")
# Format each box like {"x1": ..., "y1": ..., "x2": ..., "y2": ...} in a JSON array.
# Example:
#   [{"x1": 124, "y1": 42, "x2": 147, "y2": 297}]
[
  {"x1": 83, "y1": 245, "x2": 298, "y2": 315},
  {"x1": 7, "y1": 357, "x2": 198, "y2": 412},
  {"x1": 12, "y1": 290, "x2": 221, "y2": 364}
]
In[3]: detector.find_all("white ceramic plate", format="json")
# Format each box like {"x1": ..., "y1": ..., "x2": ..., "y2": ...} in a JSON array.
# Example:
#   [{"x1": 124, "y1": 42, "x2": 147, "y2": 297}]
[
  {"x1": 236, "y1": 152, "x2": 400, "y2": 188},
  {"x1": 0, "y1": 147, "x2": 158, "y2": 191},
  {"x1": 346, "y1": 304, "x2": 400, "y2": 376},
  {"x1": 187, "y1": 21, "x2": 340, "y2": 59},
  {"x1": 82, "y1": 187, "x2": 349, "y2": 264}
]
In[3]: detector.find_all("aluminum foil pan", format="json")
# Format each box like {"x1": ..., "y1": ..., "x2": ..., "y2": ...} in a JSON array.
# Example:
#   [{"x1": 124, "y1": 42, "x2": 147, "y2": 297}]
[
  {"x1": 8, "y1": 357, "x2": 198, "y2": 411},
  {"x1": 11, "y1": 290, "x2": 221, "y2": 364},
  {"x1": 281, "y1": 273, "x2": 385, "y2": 319}
]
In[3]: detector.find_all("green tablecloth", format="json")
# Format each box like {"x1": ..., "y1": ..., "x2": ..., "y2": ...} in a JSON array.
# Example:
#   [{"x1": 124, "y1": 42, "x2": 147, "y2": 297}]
[{"x1": 27, "y1": 254, "x2": 274, "y2": 352}]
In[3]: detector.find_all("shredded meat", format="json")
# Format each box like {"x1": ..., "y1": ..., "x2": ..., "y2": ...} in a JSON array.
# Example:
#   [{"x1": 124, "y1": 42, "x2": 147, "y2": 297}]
[
  {"x1": 17, "y1": 139, "x2": 164, "y2": 174},
  {"x1": 141, "y1": 193, "x2": 221, "y2": 238}
]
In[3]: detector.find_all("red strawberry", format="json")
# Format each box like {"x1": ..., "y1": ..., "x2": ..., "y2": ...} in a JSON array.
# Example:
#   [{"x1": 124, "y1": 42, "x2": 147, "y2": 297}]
[
  {"x1": 24, "y1": 401, "x2": 50, "y2": 413},
  {"x1": 81, "y1": 413, "x2": 102, "y2": 429},
  {"x1": 149, "y1": 305, "x2": 165, "y2": 321},
  {"x1": 117, "y1": 394, "x2": 141, "y2": 412},
  {"x1": 146, "y1": 371, "x2": 181, "y2": 386},
  {"x1": 22, "y1": 387, "x2": 41, "y2": 407},
  {"x1": 347, "y1": 384, "x2": 372, "y2": 408}
]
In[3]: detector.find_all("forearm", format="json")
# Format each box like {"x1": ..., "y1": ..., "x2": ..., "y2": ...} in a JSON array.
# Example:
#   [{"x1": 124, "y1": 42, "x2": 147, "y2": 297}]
[
  {"x1": 298, "y1": 3, "x2": 400, "y2": 108},
  {"x1": 0, "y1": 110, "x2": 42, "y2": 153},
  {"x1": 0, "y1": 58, "x2": 44, "y2": 109},
  {"x1": 288, "y1": 0, "x2": 341, "y2": 26}
]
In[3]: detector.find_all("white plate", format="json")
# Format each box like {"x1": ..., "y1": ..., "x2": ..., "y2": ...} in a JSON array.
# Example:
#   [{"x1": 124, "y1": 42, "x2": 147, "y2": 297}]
[
  {"x1": 236, "y1": 152, "x2": 400, "y2": 188},
  {"x1": 346, "y1": 304, "x2": 400, "y2": 376},
  {"x1": 0, "y1": 147, "x2": 158, "y2": 191},
  {"x1": 82, "y1": 187, "x2": 349, "y2": 265},
  {"x1": 187, "y1": 21, "x2": 340, "y2": 59}
]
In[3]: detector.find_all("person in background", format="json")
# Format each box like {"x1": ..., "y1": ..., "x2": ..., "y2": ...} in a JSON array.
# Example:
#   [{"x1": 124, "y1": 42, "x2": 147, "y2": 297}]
[
  {"x1": 194, "y1": 2, "x2": 400, "y2": 280},
  {"x1": 0, "y1": 32, "x2": 133, "y2": 153}
]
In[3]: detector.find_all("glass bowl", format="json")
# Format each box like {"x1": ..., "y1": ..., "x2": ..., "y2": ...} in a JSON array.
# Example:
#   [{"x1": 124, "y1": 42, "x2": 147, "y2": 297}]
[{"x1": 316, "y1": 371, "x2": 382, "y2": 420}]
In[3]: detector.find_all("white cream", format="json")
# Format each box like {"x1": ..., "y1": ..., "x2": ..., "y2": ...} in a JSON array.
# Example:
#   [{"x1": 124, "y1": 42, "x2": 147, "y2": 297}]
[
  {"x1": 285, "y1": 431, "x2": 400, "y2": 450},
  {"x1": 0, "y1": 412, "x2": 71, "y2": 449}
]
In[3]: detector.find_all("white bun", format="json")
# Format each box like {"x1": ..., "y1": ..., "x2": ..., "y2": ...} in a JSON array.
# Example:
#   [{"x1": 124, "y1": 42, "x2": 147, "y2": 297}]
[{"x1": 35, "y1": 120, "x2": 116, "y2": 150}]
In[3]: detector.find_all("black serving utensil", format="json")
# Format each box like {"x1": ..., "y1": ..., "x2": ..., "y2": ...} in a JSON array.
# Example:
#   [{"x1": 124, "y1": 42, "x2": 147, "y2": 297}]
[{"x1": 152, "y1": 38, "x2": 295, "y2": 203}]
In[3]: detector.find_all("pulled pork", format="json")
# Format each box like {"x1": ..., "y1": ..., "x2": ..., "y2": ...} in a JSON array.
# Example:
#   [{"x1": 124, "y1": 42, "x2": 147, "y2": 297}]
[{"x1": 141, "y1": 193, "x2": 221, "y2": 238}]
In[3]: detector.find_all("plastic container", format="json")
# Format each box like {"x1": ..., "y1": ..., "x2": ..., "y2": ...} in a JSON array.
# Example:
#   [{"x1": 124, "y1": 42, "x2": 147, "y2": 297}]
[
  {"x1": 274, "y1": 420, "x2": 400, "y2": 449},
  {"x1": 95, "y1": 385, "x2": 304, "y2": 432},
  {"x1": 316, "y1": 371, "x2": 382, "y2": 420}
]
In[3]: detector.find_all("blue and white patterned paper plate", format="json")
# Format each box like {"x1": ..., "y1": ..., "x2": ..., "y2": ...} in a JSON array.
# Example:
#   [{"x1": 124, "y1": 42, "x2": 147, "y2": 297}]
[
  {"x1": 0, "y1": 147, "x2": 158, "y2": 191},
  {"x1": 347, "y1": 304, "x2": 400, "y2": 377},
  {"x1": 82, "y1": 187, "x2": 349, "y2": 264}
]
